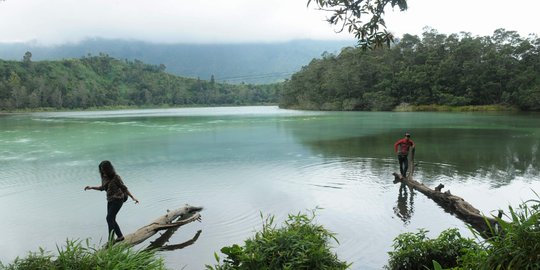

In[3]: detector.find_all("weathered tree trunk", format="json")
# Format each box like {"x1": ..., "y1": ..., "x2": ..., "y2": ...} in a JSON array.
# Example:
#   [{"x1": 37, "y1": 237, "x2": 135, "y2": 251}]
[
  {"x1": 394, "y1": 149, "x2": 498, "y2": 238},
  {"x1": 121, "y1": 204, "x2": 203, "y2": 247}
]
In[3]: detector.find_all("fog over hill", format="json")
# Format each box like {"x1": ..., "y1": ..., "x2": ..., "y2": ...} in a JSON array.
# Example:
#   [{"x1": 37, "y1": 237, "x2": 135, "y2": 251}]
[{"x1": 0, "y1": 39, "x2": 354, "y2": 84}]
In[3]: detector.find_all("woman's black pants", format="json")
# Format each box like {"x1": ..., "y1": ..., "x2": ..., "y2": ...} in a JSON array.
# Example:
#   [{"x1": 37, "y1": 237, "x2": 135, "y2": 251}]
[{"x1": 106, "y1": 200, "x2": 124, "y2": 239}]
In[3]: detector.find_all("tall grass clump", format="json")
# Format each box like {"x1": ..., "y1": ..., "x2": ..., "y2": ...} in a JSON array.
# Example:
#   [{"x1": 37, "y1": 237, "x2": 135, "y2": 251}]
[
  {"x1": 2, "y1": 239, "x2": 166, "y2": 270},
  {"x1": 460, "y1": 197, "x2": 540, "y2": 270},
  {"x1": 207, "y1": 211, "x2": 350, "y2": 270}
]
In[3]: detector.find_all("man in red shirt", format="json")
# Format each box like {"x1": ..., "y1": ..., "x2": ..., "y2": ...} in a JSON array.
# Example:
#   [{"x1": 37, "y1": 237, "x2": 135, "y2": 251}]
[{"x1": 394, "y1": 132, "x2": 415, "y2": 179}]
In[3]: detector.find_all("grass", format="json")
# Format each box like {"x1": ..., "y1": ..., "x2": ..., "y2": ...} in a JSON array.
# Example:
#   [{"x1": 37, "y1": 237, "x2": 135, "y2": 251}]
[{"x1": 1, "y1": 239, "x2": 167, "y2": 270}]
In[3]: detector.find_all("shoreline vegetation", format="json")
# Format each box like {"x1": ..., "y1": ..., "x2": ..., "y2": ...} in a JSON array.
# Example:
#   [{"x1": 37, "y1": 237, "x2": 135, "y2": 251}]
[
  {"x1": 0, "y1": 103, "x2": 526, "y2": 115},
  {"x1": 3, "y1": 198, "x2": 539, "y2": 270},
  {"x1": 392, "y1": 103, "x2": 520, "y2": 112},
  {"x1": 0, "y1": 240, "x2": 166, "y2": 270}
]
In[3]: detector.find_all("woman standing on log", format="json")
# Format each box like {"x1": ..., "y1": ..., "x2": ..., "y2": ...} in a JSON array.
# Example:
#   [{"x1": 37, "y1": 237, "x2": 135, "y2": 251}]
[
  {"x1": 84, "y1": 160, "x2": 139, "y2": 242},
  {"x1": 394, "y1": 132, "x2": 415, "y2": 179}
]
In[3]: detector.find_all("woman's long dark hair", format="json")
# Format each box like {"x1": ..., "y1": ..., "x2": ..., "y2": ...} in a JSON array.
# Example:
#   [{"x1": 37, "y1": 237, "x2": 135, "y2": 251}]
[{"x1": 99, "y1": 160, "x2": 117, "y2": 181}]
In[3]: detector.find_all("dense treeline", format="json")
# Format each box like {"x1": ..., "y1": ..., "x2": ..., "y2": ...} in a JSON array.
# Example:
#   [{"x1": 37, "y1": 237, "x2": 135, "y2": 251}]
[
  {"x1": 0, "y1": 53, "x2": 280, "y2": 110},
  {"x1": 280, "y1": 28, "x2": 540, "y2": 111}
]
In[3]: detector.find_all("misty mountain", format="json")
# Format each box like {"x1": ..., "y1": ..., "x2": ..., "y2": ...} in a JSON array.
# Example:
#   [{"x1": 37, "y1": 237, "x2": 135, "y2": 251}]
[{"x1": 0, "y1": 39, "x2": 355, "y2": 84}]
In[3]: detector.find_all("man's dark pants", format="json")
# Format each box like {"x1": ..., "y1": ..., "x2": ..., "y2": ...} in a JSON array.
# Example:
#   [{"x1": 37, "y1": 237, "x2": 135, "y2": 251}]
[{"x1": 398, "y1": 154, "x2": 408, "y2": 178}]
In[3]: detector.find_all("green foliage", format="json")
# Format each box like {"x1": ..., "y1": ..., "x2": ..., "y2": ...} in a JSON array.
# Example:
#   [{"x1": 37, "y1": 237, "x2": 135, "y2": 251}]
[
  {"x1": 388, "y1": 197, "x2": 540, "y2": 270},
  {"x1": 386, "y1": 228, "x2": 481, "y2": 270},
  {"x1": 0, "y1": 54, "x2": 280, "y2": 111},
  {"x1": 460, "y1": 197, "x2": 540, "y2": 270},
  {"x1": 2, "y1": 239, "x2": 166, "y2": 270},
  {"x1": 280, "y1": 28, "x2": 540, "y2": 111},
  {"x1": 308, "y1": 0, "x2": 408, "y2": 49},
  {"x1": 431, "y1": 260, "x2": 443, "y2": 270},
  {"x1": 206, "y1": 211, "x2": 350, "y2": 270},
  {"x1": 1, "y1": 248, "x2": 55, "y2": 270}
]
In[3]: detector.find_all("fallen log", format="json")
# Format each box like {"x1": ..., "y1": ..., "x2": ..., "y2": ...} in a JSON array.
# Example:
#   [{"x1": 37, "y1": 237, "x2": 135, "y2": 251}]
[
  {"x1": 393, "y1": 173, "x2": 498, "y2": 238},
  {"x1": 394, "y1": 148, "x2": 498, "y2": 238},
  {"x1": 121, "y1": 204, "x2": 203, "y2": 247}
]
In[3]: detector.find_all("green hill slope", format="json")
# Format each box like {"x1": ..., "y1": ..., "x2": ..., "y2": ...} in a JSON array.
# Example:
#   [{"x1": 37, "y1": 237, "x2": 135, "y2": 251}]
[
  {"x1": 0, "y1": 54, "x2": 280, "y2": 110},
  {"x1": 0, "y1": 39, "x2": 355, "y2": 84}
]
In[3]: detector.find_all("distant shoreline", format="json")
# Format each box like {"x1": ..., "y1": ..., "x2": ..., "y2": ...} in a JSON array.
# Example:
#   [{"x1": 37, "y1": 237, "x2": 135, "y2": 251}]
[
  {"x1": 280, "y1": 104, "x2": 522, "y2": 112},
  {"x1": 392, "y1": 104, "x2": 520, "y2": 112},
  {"x1": 0, "y1": 103, "x2": 279, "y2": 114},
  {"x1": 1, "y1": 103, "x2": 524, "y2": 114}
]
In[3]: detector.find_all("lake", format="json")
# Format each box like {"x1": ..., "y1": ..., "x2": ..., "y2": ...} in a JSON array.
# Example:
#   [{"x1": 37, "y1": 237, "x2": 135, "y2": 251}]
[{"x1": 1, "y1": 106, "x2": 539, "y2": 269}]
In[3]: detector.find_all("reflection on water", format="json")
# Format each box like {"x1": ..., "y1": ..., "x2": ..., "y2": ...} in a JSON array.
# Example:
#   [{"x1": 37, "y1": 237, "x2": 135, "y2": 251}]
[
  {"x1": 394, "y1": 183, "x2": 415, "y2": 224},
  {"x1": 1, "y1": 107, "x2": 539, "y2": 270},
  {"x1": 147, "y1": 227, "x2": 202, "y2": 252},
  {"x1": 288, "y1": 122, "x2": 540, "y2": 187}
]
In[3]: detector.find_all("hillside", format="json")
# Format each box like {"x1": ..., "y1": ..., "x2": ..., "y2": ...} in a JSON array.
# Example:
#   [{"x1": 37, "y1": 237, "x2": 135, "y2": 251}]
[
  {"x1": 280, "y1": 29, "x2": 540, "y2": 111},
  {"x1": 0, "y1": 39, "x2": 355, "y2": 84},
  {"x1": 0, "y1": 54, "x2": 281, "y2": 110}
]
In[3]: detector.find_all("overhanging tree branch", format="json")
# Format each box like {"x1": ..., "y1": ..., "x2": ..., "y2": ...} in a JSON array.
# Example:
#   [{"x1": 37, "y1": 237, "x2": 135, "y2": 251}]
[{"x1": 308, "y1": 0, "x2": 408, "y2": 49}]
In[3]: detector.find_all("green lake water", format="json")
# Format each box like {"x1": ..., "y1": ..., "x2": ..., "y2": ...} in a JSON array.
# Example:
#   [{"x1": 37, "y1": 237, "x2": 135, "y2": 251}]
[{"x1": 0, "y1": 106, "x2": 539, "y2": 269}]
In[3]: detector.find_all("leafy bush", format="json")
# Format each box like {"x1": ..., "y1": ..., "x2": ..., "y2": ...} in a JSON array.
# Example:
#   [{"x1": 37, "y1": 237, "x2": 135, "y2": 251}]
[
  {"x1": 388, "y1": 197, "x2": 540, "y2": 270},
  {"x1": 386, "y1": 228, "x2": 481, "y2": 270},
  {"x1": 207, "y1": 211, "x2": 349, "y2": 270},
  {"x1": 460, "y1": 198, "x2": 540, "y2": 270},
  {"x1": 2, "y1": 239, "x2": 166, "y2": 270}
]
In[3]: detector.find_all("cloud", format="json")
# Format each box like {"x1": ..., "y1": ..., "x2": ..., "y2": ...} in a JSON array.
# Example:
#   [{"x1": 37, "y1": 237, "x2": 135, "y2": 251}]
[
  {"x1": 0, "y1": 0, "x2": 538, "y2": 45},
  {"x1": 385, "y1": 0, "x2": 540, "y2": 37},
  {"x1": 0, "y1": 0, "x2": 350, "y2": 44}
]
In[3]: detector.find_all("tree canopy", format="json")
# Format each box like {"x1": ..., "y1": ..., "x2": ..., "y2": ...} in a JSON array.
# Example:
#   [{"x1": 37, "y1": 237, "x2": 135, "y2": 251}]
[{"x1": 280, "y1": 28, "x2": 540, "y2": 111}]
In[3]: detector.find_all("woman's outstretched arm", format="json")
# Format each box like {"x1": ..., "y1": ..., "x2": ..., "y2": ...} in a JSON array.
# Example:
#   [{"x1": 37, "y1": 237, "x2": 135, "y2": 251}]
[
  {"x1": 126, "y1": 190, "x2": 140, "y2": 204},
  {"x1": 84, "y1": 185, "x2": 104, "y2": 191}
]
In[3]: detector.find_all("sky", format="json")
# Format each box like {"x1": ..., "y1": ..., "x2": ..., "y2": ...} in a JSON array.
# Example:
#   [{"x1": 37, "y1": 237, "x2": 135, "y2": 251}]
[{"x1": 0, "y1": 0, "x2": 539, "y2": 45}]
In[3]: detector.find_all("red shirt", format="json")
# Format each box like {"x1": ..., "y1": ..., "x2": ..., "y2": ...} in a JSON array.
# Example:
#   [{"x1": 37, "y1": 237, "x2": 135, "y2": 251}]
[{"x1": 394, "y1": 138, "x2": 415, "y2": 155}]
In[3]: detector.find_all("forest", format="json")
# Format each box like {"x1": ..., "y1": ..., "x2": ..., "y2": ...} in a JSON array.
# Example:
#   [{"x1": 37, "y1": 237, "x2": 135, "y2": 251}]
[
  {"x1": 279, "y1": 28, "x2": 540, "y2": 111},
  {"x1": 0, "y1": 39, "x2": 353, "y2": 84},
  {"x1": 0, "y1": 53, "x2": 280, "y2": 110}
]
